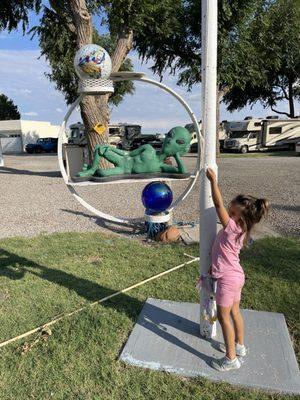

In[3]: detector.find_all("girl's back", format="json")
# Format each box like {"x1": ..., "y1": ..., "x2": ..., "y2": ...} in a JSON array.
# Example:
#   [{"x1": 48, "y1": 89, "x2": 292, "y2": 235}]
[{"x1": 211, "y1": 218, "x2": 245, "y2": 280}]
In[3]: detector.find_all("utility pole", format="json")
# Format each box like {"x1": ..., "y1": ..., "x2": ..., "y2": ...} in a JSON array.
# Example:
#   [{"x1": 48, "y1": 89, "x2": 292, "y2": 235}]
[{"x1": 199, "y1": 0, "x2": 218, "y2": 338}]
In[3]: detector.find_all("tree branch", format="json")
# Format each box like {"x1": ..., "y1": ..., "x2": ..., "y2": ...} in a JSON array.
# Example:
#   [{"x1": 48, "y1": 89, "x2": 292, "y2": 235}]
[
  {"x1": 67, "y1": 0, "x2": 92, "y2": 47},
  {"x1": 277, "y1": 84, "x2": 289, "y2": 100},
  {"x1": 111, "y1": 29, "x2": 133, "y2": 72},
  {"x1": 271, "y1": 106, "x2": 291, "y2": 118}
]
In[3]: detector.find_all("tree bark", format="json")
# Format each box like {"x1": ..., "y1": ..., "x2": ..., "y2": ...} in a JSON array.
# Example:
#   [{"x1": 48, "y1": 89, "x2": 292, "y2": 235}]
[
  {"x1": 111, "y1": 29, "x2": 133, "y2": 72},
  {"x1": 288, "y1": 78, "x2": 295, "y2": 118},
  {"x1": 67, "y1": 0, "x2": 133, "y2": 168},
  {"x1": 216, "y1": 86, "x2": 221, "y2": 156},
  {"x1": 216, "y1": 86, "x2": 229, "y2": 156}
]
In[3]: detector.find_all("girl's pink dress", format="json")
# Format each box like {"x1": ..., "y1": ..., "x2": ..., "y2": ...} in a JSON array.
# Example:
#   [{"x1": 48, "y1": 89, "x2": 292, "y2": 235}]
[{"x1": 211, "y1": 218, "x2": 245, "y2": 307}]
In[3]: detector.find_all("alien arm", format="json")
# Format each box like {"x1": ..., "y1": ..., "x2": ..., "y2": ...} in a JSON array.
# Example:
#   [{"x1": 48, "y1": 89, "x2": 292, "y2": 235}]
[
  {"x1": 160, "y1": 163, "x2": 180, "y2": 173},
  {"x1": 98, "y1": 145, "x2": 127, "y2": 156},
  {"x1": 109, "y1": 147, "x2": 127, "y2": 156},
  {"x1": 128, "y1": 144, "x2": 152, "y2": 157},
  {"x1": 160, "y1": 154, "x2": 188, "y2": 174},
  {"x1": 174, "y1": 153, "x2": 187, "y2": 173}
]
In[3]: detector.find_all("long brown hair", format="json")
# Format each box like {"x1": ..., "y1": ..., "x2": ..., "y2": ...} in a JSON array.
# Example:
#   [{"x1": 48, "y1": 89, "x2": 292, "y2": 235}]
[{"x1": 230, "y1": 195, "x2": 269, "y2": 244}]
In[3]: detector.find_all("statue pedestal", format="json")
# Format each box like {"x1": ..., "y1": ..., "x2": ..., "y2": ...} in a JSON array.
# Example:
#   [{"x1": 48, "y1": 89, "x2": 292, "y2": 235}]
[{"x1": 144, "y1": 211, "x2": 171, "y2": 239}]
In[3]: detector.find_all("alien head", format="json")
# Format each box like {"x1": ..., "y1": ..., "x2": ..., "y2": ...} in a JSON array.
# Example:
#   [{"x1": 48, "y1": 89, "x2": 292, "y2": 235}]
[{"x1": 162, "y1": 126, "x2": 191, "y2": 156}]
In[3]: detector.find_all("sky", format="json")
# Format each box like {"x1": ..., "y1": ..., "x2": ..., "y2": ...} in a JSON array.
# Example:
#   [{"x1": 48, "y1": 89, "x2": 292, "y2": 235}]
[{"x1": 0, "y1": 8, "x2": 297, "y2": 134}]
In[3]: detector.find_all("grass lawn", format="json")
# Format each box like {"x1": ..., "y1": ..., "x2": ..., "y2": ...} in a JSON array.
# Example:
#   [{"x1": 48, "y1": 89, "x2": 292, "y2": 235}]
[{"x1": 0, "y1": 233, "x2": 299, "y2": 400}]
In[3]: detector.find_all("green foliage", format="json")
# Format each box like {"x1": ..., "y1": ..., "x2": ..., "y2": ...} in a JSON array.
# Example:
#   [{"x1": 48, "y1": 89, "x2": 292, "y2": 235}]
[
  {"x1": 133, "y1": 0, "x2": 261, "y2": 86},
  {"x1": 30, "y1": 5, "x2": 134, "y2": 105},
  {"x1": 0, "y1": 233, "x2": 298, "y2": 398},
  {"x1": 133, "y1": 0, "x2": 300, "y2": 117},
  {"x1": 0, "y1": 0, "x2": 41, "y2": 32},
  {"x1": 223, "y1": 0, "x2": 300, "y2": 117},
  {"x1": 0, "y1": 94, "x2": 20, "y2": 120}
]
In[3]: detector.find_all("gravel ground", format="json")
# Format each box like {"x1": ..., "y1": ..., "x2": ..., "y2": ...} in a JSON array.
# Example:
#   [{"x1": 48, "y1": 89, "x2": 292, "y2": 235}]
[{"x1": 0, "y1": 153, "x2": 299, "y2": 239}]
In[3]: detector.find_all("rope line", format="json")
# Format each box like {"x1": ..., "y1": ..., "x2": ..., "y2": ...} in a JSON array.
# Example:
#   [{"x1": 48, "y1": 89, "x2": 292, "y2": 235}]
[{"x1": 0, "y1": 254, "x2": 199, "y2": 350}]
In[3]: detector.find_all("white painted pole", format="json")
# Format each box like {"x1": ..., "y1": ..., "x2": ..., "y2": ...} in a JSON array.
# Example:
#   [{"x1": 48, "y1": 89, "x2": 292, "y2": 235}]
[{"x1": 199, "y1": 0, "x2": 218, "y2": 338}]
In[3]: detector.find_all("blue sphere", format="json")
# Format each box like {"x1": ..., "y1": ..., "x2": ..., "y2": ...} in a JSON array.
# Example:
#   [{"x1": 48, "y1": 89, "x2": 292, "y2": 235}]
[{"x1": 142, "y1": 182, "x2": 173, "y2": 213}]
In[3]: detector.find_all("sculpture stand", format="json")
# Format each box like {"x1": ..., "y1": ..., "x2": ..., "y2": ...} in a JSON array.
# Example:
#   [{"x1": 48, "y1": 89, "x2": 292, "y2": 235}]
[
  {"x1": 71, "y1": 172, "x2": 192, "y2": 184},
  {"x1": 144, "y1": 211, "x2": 171, "y2": 239},
  {"x1": 57, "y1": 72, "x2": 202, "y2": 224}
]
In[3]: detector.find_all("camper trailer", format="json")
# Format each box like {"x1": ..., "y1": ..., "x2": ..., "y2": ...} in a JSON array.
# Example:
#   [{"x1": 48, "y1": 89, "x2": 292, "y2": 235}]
[
  {"x1": 185, "y1": 121, "x2": 227, "y2": 152},
  {"x1": 224, "y1": 116, "x2": 300, "y2": 153},
  {"x1": 260, "y1": 118, "x2": 300, "y2": 150},
  {"x1": 67, "y1": 122, "x2": 140, "y2": 147}
]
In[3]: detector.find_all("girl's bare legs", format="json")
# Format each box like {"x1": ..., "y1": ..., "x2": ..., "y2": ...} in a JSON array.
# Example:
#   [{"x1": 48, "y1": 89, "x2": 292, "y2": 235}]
[
  {"x1": 217, "y1": 306, "x2": 236, "y2": 360},
  {"x1": 230, "y1": 301, "x2": 244, "y2": 345}
]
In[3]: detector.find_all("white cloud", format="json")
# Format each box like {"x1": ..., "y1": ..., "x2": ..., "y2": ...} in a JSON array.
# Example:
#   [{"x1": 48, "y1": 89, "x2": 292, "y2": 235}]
[
  {"x1": 10, "y1": 88, "x2": 32, "y2": 94},
  {"x1": 0, "y1": 50, "x2": 67, "y2": 124},
  {"x1": 138, "y1": 117, "x2": 188, "y2": 130},
  {"x1": 21, "y1": 89, "x2": 32, "y2": 94},
  {"x1": 0, "y1": 48, "x2": 297, "y2": 130},
  {"x1": 188, "y1": 94, "x2": 201, "y2": 103},
  {"x1": 22, "y1": 111, "x2": 38, "y2": 116},
  {"x1": 0, "y1": 32, "x2": 9, "y2": 40}
]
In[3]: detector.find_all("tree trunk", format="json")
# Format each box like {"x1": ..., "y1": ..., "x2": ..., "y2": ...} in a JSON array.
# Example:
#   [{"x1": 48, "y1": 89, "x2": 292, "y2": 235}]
[
  {"x1": 111, "y1": 29, "x2": 133, "y2": 72},
  {"x1": 216, "y1": 86, "x2": 228, "y2": 156},
  {"x1": 80, "y1": 94, "x2": 110, "y2": 160},
  {"x1": 216, "y1": 86, "x2": 221, "y2": 156},
  {"x1": 68, "y1": 0, "x2": 133, "y2": 169},
  {"x1": 288, "y1": 78, "x2": 295, "y2": 118}
]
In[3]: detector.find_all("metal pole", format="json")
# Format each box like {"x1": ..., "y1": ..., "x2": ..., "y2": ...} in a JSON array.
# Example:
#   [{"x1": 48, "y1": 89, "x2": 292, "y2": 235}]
[{"x1": 199, "y1": 0, "x2": 218, "y2": 338}]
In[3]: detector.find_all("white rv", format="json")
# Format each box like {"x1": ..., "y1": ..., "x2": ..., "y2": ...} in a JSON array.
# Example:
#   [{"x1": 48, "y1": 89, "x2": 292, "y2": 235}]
[
  {"x1": 185, "y1": 121, "x2": 227, "y2": 152},
  {"x1": 224, "y1": 116, "x2": 300, "y2": 153},
  {"x1": 223, "y1": 117, "x2": 262, "y2": 153},
  {"x1": 68, "y1": 122, "x2": 123, "y2": 146},
  {"x1": 260, "y1": 118, "x2": 300, "y2": 150}
]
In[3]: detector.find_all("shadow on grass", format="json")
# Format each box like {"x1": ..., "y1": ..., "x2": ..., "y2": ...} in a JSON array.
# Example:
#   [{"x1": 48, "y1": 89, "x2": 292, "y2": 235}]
[
  {"x1": 0, "y1": 248, "x2": 212, "y2": 365},
  {"x1": 241, "y1": 237, "x2": 300, "y2": 282}
]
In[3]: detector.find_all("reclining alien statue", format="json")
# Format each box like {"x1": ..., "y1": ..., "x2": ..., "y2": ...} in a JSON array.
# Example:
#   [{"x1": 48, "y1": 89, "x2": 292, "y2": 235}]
[{"x1": 77, "y1": 126, "x2": 191, "y2": 178}]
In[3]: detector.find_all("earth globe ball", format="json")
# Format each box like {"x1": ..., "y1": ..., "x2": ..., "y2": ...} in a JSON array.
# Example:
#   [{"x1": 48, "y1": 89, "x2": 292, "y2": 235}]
[
  {"x1": 74, "y1": 44, "x2": 112, "y2": 80},
  {"x1": 142, "y1": 182, "x2": 173, "y2": 213}
]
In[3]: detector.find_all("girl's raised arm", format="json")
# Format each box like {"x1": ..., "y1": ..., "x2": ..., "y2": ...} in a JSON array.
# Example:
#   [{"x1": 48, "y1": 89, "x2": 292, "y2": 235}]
[{"x1": 206, "y1": 167, "x2": 230, "y2": 228}]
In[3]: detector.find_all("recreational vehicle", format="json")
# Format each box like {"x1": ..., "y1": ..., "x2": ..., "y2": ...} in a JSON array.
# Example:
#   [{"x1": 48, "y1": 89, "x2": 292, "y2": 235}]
[
  {"x1": 67, "y1": 122, "x2": 140, "y2": 147},
  {"x1": 224, "y1": 117, "x2": 300, "y2": 153},
  {"x1": 223, "y1": 117, "x2": 262, "y2": 153},
  {"x1": 185, "y1": 121, "x2": 227, "y2": 152},
  {"x1": 260, "y1": 118, "x2": 300, "y2": 150}
]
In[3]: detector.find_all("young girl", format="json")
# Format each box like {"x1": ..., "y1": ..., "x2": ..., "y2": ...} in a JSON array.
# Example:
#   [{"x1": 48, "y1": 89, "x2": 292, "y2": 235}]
[{"x1": 206, "y1": 167, "x2": 269, "y2": 372}]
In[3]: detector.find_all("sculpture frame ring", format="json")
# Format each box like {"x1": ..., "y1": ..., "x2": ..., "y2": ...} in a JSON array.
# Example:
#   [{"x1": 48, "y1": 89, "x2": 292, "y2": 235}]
[{"x1": 57, "y1": 75, "x2": 203, "y2": 224}]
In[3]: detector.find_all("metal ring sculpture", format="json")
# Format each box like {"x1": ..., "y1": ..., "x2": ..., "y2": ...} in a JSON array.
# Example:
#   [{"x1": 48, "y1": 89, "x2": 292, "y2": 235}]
[{"x1": 57, "y1": 73, "x2": 203, "y2": 224}]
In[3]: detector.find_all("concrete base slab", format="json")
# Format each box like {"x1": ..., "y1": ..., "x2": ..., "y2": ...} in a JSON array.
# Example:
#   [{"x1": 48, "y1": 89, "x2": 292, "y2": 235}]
[{"x1": 120, "y1": 298, "x2": 300, "y2": 395}]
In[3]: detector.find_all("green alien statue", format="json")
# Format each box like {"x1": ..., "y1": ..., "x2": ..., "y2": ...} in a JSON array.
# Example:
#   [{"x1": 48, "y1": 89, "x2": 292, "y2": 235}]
[{"x1": 77, "y1": 126, "x2": 191, "y2": 178}]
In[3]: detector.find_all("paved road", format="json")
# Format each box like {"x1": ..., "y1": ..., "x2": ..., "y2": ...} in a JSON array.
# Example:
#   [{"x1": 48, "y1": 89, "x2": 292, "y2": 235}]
[{"x1": 0, "y1": 153, "x2": 299, "y2": 238}]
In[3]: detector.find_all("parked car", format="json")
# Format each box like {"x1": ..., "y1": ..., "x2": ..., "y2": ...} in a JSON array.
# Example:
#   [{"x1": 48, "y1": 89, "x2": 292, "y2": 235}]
[{"x1": 26, "y1": 138, "x2": 58, "y2": 154}]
